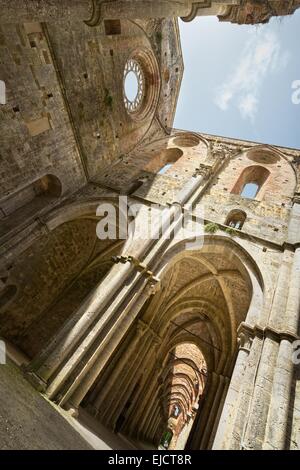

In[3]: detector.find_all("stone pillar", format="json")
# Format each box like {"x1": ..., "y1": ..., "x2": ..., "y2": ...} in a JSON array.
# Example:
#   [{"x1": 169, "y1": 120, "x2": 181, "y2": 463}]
[
  {"x1": 25, "y1": 144, "x2": 211, "y2": 412},
  {"x1": 135, "y1": 368, "x2": 163, "y2": 439},
  {"x1": 263, "y1": 339, "x2": 294, "y2": 449},
  {"x1": 58, "y1": 277, "x2": 160, "y2": 411},
  {"x1": 144, "y1": 403, "x2": 160, "y2": 442},
  {"x1": 140, "y1": 385, "x2": 162, "y2": 440},
  {"x1": 26, "y1": 261, "x2": 134, "y2": 387},
  {"x1": 214, "y1": 244, "x2": 300, "y2": 450},
  {"x1": 207, "y1": 376, "x2": 229, "y2": 449},
  {"x1": 263, "y1": 247, "x2": 300, "y2": 449},
  {"x1": 103, "y1": 330, "x2": 156, "y2": 427},
  {"x1": 212, "y1": 328, "x2": 253, "y2": 449},
  {"x1": 241, "y1": 335, "x2": 279, "y2": 450},
  {"x1": 173, "y1": 415, "x2": 195, "y2": 450},
  {"x1": 200, "y1": 373, "x2": 226, "y2": 449},
  {"x1": 268, "y1": 249, "x2": 293, "y2": 330},
  {"x1": 174, "y1": 165, "x2": 211, "y2": 207},
  {"x1": 285, "y1": 247, "x2": 300, "y2": 333},
  {"x1": 92, "y1": 321, "x2": 147, "y2": 413},
  {"x1": 125, "y1": 362, "x2": 162, "y2": 436},
  {"x1": 152, "y1": 415, "x2": 163, "y2": 446},
  {"x1": 190, "y1": 371, "x2": 218, "y2": 449}
]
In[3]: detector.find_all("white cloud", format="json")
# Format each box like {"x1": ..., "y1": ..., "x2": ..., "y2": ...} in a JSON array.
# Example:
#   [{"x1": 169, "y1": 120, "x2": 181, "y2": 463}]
[
  {"x1": 238, "y1": 94, "x2": 258, "y2": 121},
  {"x1": 214, "y1": 30, "x2": 290, "y2": 122}
]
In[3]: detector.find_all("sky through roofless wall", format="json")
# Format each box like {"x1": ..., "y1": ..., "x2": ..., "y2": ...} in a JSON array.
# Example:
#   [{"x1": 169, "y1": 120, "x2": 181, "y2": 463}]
[{"x1": 174, "y1": 11, "x2": 300, "y2": 149}]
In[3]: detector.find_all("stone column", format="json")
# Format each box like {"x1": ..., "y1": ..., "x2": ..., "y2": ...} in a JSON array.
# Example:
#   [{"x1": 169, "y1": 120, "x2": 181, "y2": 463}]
[
  {"x1": 58, "y1": 277, "x2": 160, "y2": 411},
  {"x1": 285, "y1": 247, "x2": 300, "y2": 333},
  {"x1": 263, "y1": 339, "x2": 294, "y2": 449},
  {"x1": 207, "y1": 376, "x2": 229, "y2": 449},
  {"x1": 263, "y1": 247, "x2": 300, "y2": 449},
  {"x1": 268, "y1": 249, "x2": 293, "y2": 330},
  {"x1": 140, "y1": 385, "x2": 163, "y2": 440},
  {"x1": 190, "y1": 371, "x2": 218, "y2": 449},
  {"x1": 241, "y1": 334, "x2": 279, "y2": 450},
  {"x1": 103, "y1": 330, "x2": 156, "y2": 427},
  {"x1": 92, "y1": 321, "x2": 147, "y2": 413},
  {"x1": 25, "y1": 147, "x2": 212, "y2": 410},
  {"x1": 26, "y1": 261, "x2": 134, "y2": 387},
  {"x1": 173, "y1": 415, "x2": 195, "y2": 450},
  {"x1": 200, "y1": 373, "x2": 226, "y2": 449},
  {"x1": 212, "y1": 328, "x2": 253, "y2": 449},
  {"x1": 125, "y1": 361, "x2": 162, "y2": 436},
  {"x1": 152, "y1": 415, "x2": 163, "y2": 446},
  {"x1": 144, "y1": 403, "x2": 161, "y2": 442}
]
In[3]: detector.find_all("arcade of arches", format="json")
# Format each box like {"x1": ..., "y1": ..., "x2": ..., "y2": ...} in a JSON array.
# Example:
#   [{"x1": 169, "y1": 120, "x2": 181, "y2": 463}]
[
  {"x1": 80, "y1": 242, "x2": 254, "y2": 449},
  {"x1": 1, "y1": 0, "x2": 300, "y2": 452}
]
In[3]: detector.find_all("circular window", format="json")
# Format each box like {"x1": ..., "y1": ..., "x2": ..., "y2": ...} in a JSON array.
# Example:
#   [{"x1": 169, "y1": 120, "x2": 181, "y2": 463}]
[
  {"x1": 123, "y1": 49, "x2": 160, "y2": 121},
  {"x1": 172, "y1": 134, "x2": 200, "y2": 148},
  {"x1": 123, "y1": 59, "x2": 144, "y2": 113},
  {"x1": 247, "y1": 150, "x2": 280, "y2": 165}
]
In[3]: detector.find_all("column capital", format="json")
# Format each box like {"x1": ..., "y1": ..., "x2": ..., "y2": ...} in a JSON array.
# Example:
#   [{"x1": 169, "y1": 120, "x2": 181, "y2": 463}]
[
  {"x1": 181, "y1": 1, "x2": 212, "y2": 22},
  {"x1": 136, "y1": 320, "x2": 148, "y2": 336},
  {"x1": 193, "y1": 163, "x2": 212, "y2": 179},
  {"x1": 238, "y1": 321, "x2": 300, "y2": 345},
  {"x1": 145, "y1": 277, "x2": 161, "y2": 297},
  {"x1": 112, "y1": 255, "x2": 160, "y2": 288},
  {"x1": 237, "y1": 331, "x2": 253, "y2": 352},
  {"x1": 292, "y1": 193, "x2": 300, "y2": 205},
  {"x1": 237, "y1": 323, "x2": 254, "y2": 352}
]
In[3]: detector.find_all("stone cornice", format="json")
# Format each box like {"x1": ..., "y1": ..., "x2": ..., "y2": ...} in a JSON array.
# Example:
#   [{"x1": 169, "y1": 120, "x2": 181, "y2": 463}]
[
  {"x1": 181, "y1": 1, "x2": 212, "y2": 22},
  {"x1": 238, "y1": 321, "x2": 300, "y2": 344}
]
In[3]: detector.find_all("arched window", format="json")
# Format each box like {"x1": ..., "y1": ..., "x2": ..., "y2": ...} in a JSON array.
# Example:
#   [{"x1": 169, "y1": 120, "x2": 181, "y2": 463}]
[
  {"x1": 172, "y1": 404, "x2": 181, "y2": 418},
  {"x1": 241, "y1": 182, "x2": 259, "y2": 199},
  {"x1": 159, "y1": 163, "x2": 173, "y2": 175},
  {"x1": 231, "y1": 165, "x2": 270, "y2": 200},
  {"x1": 126, "y1": 179, "x2": 144, "y2": 195},
  {"x1": 144, "y1": 147, "x2": 183, "y2": 174},
  {"x1": 225, "y1": 210, "x2": 247, "y2": 230}
]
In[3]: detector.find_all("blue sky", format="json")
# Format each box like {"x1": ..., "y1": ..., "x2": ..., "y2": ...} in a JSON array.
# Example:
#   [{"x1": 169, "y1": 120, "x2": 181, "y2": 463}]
[{"x1": 174, "y1": 11, "x2": 300, "y2": 150}]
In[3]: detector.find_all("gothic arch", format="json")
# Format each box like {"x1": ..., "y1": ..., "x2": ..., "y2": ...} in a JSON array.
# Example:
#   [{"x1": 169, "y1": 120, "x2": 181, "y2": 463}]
[
  {"x1": 231, "y1": 165, "x2": 271, "y2": 199},
  {"x1": 82, "y1": 235, "x2": 264, "y2": 449},
  {"x1": 227, "y1": 145, "x2": 297, "y2": 200},
  {"x1": 0, "y1": 201, "x2": 127, "y2": 359}
]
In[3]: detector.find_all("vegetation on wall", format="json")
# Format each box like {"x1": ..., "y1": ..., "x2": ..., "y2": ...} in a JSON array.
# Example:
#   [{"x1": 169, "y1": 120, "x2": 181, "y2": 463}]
[
  {"x1": 204, "y1": 222, "x2": 219, "y2": 234},
  {"x1": 204, "y1": 222, "x2": 237, "y2": 236}
]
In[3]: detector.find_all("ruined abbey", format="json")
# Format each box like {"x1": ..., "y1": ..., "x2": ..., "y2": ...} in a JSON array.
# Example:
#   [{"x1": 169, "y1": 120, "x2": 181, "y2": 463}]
[{"x1": 1, "y1": 0, "x2": 300, "y2": 451}]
